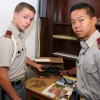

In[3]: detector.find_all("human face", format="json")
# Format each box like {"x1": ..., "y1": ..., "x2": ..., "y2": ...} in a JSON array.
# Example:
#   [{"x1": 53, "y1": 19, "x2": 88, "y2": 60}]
[
  {"x1": 71, "y1": 9, "x2": 97, "y2": 41},
  {"x1": 13, "y1": 8, "x2": 35, "y2": 32}
]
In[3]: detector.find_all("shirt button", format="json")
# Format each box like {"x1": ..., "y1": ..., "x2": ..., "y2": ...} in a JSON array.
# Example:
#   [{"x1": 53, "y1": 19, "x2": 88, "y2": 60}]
[{"x1": 76, "y1": 60, "x2": 79, "y2": 63}]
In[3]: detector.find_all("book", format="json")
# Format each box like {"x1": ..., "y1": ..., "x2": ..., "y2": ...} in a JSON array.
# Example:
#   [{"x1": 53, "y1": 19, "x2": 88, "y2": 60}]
[
  {"x1": 41, "y1": 76, "x2": 76, "y2": 100},
  {"x1": 34, "y1": 57, "x2": 63, "y2": 63},
  {"x1": 35, "y1": 58, "x2": 50, "y2": 62}
]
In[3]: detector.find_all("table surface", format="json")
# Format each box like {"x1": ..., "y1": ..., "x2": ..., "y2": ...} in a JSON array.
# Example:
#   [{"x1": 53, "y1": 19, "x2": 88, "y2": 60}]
[{"x1": 26, "y1": 76, "x2": 60, "y2": 100}]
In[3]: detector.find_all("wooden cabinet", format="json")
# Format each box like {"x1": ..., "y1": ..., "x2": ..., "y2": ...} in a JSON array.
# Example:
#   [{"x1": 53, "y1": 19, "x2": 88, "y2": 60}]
[{"x1": 39, "y1": 0, "x2": 100, "y2": 69}]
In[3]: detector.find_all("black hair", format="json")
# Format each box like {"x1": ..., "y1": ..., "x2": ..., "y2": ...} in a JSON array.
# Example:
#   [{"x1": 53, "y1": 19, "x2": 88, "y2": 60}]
[{"x1": 70, "y1": 2, "x2": 96, "y2": 18}]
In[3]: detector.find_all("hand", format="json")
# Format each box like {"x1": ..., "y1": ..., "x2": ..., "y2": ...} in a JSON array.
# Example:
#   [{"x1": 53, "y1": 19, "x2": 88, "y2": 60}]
[
  {"x1": 36, "y1": 64, "x2": 44, "y2": 72},
  {"x1": 60, "y1": 70, "x2": 68, "y2": 76},
  {"x1": 13, "y1": 98, "x2": 22, "y2": 100},
  {"x1": 13, "y1": 96, "x2": 22, "y2": 100}
]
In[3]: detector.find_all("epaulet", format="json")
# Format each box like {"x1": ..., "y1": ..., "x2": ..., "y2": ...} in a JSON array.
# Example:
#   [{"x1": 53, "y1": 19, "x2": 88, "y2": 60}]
[
  {"x1": 97, "y1": 38, "x2": 100, "y2": 49},
  {"x1": 4, "y1": 30, "x2": 12, "y2": 39}
]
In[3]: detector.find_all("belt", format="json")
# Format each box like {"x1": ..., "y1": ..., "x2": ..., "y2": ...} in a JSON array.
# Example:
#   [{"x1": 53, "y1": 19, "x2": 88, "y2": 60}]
[{"x1": 11, "y1": 78, "x2": 25, "y2": 86}]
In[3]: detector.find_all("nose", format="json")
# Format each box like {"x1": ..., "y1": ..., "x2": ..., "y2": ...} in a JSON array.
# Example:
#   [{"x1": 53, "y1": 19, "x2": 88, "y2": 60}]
[
  {"x1": 26, "y1": 19, "x2": 31, "y2": 25},
  {"x1": 74, "y1": 21, "x2": 80, "y2": 29}
]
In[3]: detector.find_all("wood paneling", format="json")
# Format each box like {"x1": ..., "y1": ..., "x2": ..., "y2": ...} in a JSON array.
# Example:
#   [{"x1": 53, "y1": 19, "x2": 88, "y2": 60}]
[{"x1": 39, "y1": 0, "x2": 100, "y2": 68}]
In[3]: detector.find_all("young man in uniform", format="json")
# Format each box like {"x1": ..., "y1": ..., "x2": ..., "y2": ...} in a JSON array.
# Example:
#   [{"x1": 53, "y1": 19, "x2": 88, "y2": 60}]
[
  {"x1": 0, "y1": 2, "x2": 43, "y2": 100},
  {"x1": 60, "y1": 2, "x2": 100, "y2": 100}
]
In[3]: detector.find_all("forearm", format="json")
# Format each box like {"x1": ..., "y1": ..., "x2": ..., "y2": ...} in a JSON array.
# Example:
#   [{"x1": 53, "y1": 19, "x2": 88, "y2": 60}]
[
  {"x1": 0, "y1": 67, "x2": 21, "y2": 100},
  {"x1": 26, "y1": 57, "x2": 38, "y2": 68},
  {"x1": 67, "y1": 67, "x2": 76, "y2": 75},
  {"x1": 26, "y1": 57, "x2": 43, "y2": 72},
  {"x1": 60, "y1": 67, "x2": 76, "y2": 76}
]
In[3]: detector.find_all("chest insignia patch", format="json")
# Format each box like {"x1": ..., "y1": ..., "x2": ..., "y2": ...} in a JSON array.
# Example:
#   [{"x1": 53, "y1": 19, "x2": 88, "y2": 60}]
[
  {"x1": 4, "y1": 30, "x2": 12, "y2": 39},
  {"x1": 97, "y1": 38, "x2": 100, "y2": 49}
]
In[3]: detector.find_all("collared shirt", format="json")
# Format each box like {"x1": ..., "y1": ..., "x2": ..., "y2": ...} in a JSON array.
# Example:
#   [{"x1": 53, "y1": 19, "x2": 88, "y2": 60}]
[
  {"x1": 0, "y1": 22, "x2": 26, "y2": 81},
  {"x1": 76, "y1": 30, "x2": 100, "y2": 100}
]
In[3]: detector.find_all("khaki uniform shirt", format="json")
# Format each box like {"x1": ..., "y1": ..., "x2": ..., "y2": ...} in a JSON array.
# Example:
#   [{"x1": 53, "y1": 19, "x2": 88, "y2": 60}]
[
  {"x1": 0, "y1": 23, "x2": 26, "y2": 81},
  {"x1": 76, "y1": 30, "x2": 100, "y2": 100}
]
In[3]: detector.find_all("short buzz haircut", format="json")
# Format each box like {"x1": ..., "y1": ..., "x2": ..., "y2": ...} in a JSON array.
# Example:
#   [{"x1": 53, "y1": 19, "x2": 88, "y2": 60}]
[
  {"x1": 70, "y1": 2, "x2": 96, "y2": 18},
  {"x1": 14, "y1": 2, "x2": 36, "y2": 14}
]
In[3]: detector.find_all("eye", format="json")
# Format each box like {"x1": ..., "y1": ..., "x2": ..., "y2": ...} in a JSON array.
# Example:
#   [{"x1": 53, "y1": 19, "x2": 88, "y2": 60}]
[
  {"x1": 79, "y1": 19, "x2": 84, "y2": 22},
  {"x1": 30, "y1": 18, "x2": 34, "y2": 22},
  {"x1": 23, "y1": 16, "x2": 28, "y2": 19},
  {"x1": 71, "y1": 21, "x2": 75, "y2": 25}
]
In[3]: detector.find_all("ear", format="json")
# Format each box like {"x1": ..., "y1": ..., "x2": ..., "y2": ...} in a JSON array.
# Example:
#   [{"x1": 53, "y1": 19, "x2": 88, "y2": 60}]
[
  {"x1": 13, "y1": 12, "x2": 18, "y2": 19},
  {"x1": 92, "y1": 17, "x2": 97, "y2": 25}
]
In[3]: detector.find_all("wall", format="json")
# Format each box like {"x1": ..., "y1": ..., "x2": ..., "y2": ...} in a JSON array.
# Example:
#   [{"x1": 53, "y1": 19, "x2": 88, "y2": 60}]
[{"x1": 0, "y1": 0, "x2": 40, "y2": 59}]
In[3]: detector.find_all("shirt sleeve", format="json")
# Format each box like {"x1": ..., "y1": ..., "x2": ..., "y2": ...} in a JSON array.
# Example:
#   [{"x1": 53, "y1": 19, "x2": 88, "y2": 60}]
[{"x1": 0, "y1": 37, "x2": 14, "y2": 67}]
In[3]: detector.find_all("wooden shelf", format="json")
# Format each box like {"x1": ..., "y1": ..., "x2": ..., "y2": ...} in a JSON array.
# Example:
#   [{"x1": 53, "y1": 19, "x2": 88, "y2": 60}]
[
  {"x1": 54, "y1": 23, "x2": 71, "y2": 26},
  {"x1": 53, "y1": 35, "x2": 78, "y2": 41},
  {"x1": 53, "y1": 52, "x2": 78, "y2": 60},
  {"x1": 96, "y1": 23, "x2": 100, "y2": 27}
]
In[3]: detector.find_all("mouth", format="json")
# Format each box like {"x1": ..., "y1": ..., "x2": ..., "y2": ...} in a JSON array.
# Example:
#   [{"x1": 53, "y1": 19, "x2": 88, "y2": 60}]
[
  {"x1": 75, "y1": 30, "x2": 83, "y2": 37},
  {"x1": 23, "y1": 25, "x2": 29, "y2": 29},
  {"x1": 76, "y1": 30, "x2": 82, "y2": 33},
  {"x1": 76, "y1": 30, "x2": 83, "y2": 34}
]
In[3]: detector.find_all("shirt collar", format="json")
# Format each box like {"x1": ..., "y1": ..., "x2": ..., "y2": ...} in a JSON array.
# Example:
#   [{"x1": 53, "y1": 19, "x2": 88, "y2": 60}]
[
  {"x1": 8, "y1": 22, "x2": 24, "y2": 38},
  {"x1": 80, "y1": 30, "x2": 100, "y2": 49},
  {"x1": 86, "y1": 30, "x2": 100, "y2": 48}
]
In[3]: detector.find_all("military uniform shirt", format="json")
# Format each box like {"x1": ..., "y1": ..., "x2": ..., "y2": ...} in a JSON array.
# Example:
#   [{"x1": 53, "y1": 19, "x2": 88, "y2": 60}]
[
  {"x1": 0, "y1": 23, "x2": 26, "y2": 81},
  {"x1": 76, "y1": 30, "x2": 100, "y2": 100}
]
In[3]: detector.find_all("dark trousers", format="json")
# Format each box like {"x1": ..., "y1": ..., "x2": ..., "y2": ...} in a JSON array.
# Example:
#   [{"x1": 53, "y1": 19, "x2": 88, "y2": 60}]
[
  {"x1": 71, "y1": 86, "x2": 90, "y2": 100},
  {"x1": 71, "y1": 87, "x2": 80, "y2": 100},
  {"x1": 0, "y1": 82, "x2": 26, "y2": 100}
]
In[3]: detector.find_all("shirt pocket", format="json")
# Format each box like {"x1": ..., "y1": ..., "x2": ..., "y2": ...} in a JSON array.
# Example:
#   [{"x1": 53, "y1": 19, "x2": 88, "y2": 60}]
[
  {"x1": 84, "y1": 62, "x2": 97, "y2": 74},
  {"x1": 84, "y1": 53, "x2": 97, "y2": 74},
  {"x1": 84, "y1": 54, "x2": 100, "y2": 81}
]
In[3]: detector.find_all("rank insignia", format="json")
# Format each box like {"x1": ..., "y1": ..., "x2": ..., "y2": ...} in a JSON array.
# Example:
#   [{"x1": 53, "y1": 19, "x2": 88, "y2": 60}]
[
  {"x1": 97, "y1": 38, "x2": 100, "y2": 49},
  {"x1": 4, "y1": 30, "x2": 12, "y2": 39},
  {"x1": 88, "y1": 42, "x2": 93, "y2": 47}
]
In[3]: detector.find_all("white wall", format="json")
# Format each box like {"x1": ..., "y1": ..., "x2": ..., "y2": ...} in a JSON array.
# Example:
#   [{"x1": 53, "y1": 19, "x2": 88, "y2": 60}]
[{"x1": 0, "y1": 0, "x2": 40, "y2": 60}]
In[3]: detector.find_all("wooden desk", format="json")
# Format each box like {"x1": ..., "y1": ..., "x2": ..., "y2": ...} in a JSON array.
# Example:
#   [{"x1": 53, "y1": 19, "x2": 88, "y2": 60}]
[{"x1": 26, "y1": 77, "x2": 60, "y2": 100}]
